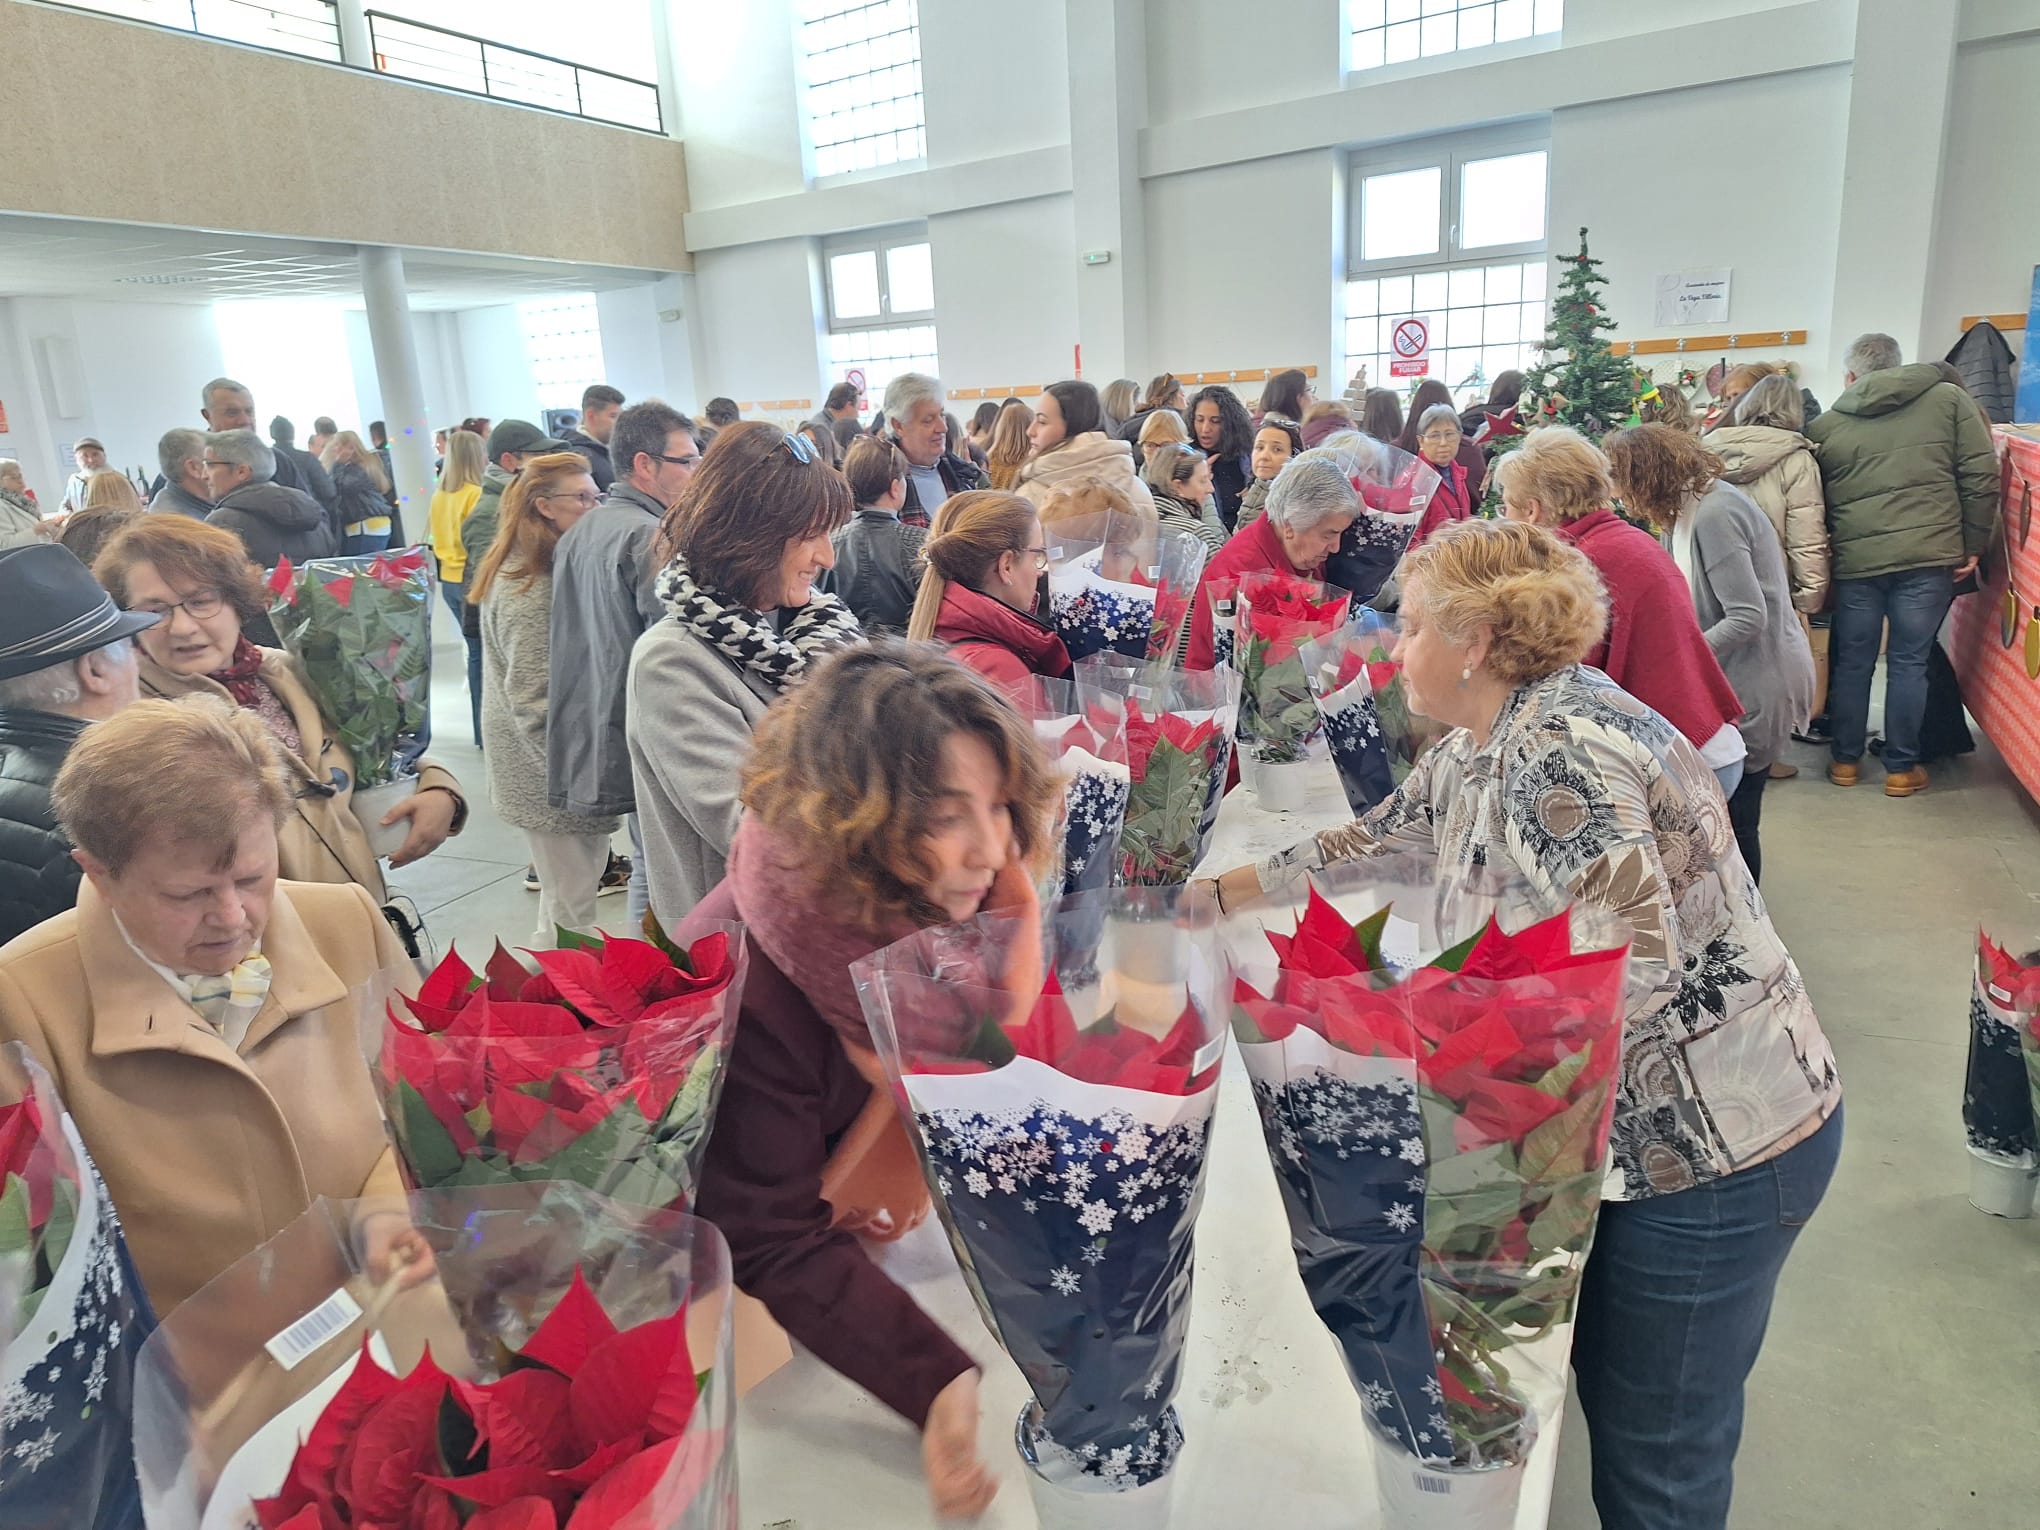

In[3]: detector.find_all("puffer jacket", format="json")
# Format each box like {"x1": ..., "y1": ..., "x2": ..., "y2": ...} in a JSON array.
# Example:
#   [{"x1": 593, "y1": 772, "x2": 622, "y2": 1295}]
[
  {"x1": 1707, "y1": 424, "x2": 1831, "y2": 611},
  {"x1": 1805, "y1": 364, "x2": 1998, "y2": 582},
  {"x1": 0, "y1": 709, "x2": 88, "y2": 944},
  {"x1": 1014, "y1": 432, "x2": 1157, "y2": 513},
  {"x1": 206, "y1": 480, "x2": 333, "y2": 566},
  {"x1": 1945, "y1": 322, "x2": 2017, "y2": 424}
]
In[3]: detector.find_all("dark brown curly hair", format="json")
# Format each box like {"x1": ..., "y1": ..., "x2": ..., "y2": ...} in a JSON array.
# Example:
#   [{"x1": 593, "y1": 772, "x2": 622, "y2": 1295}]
[
  {"x1": 740, "y1": 640, "x2": 1057, "y2": 933},
  {"x1": 1602, "y1": 423, "x2": 1726, "y2": 529}
]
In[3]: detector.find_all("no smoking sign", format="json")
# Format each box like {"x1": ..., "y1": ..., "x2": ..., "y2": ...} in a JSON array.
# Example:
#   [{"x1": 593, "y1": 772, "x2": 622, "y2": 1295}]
[{"x1": 1390, "y1": 316, "x2": 1431, "y2": 378}]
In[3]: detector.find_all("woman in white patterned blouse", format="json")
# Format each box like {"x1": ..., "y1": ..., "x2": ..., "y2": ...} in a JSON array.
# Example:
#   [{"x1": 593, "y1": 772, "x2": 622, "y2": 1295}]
[{"x1": 1204, "y1": 517, "x2": 1843, "y2": 1530}]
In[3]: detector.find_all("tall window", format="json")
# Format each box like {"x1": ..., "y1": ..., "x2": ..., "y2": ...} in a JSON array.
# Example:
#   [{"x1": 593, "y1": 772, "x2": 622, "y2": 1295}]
[
  {"x1": 1348, "y1": 0, "x2": 1563, "y2": 72},
  {"x1": 517, "y1": 296, "x2": 605, "y2": 412},
  {"x1": 825, "y1": 231, "x2": 938, "y2": 405},
  {"x1": 800, "y1": 0, "x2": 926, "y2": 177},
  {"x1": 1343, "y1": 139, "x2": 1549, "y2": 401}
]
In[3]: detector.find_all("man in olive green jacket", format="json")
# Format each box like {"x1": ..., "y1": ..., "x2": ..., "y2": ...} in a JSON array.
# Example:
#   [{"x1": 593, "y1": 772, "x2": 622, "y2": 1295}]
[{"x1": 1807, "y1": 334, "x2": 1998, "y2": 794}]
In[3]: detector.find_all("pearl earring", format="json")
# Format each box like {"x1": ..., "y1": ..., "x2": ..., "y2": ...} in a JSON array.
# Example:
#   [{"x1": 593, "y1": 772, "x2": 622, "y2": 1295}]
[{"x1": 1460, "y1": 664, "x2": 1472, "y2": 683}]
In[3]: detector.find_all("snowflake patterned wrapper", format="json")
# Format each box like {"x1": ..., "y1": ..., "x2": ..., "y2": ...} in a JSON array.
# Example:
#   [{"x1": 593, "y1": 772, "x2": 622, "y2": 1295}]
[
  {"x1": 265, "y1": 547, "x2": 434, "y2": 789},
  {"x1": 852, "y1": 893, "x2": 1231, "y2": 1493},
  {"x1": 1019, "y1": 678, "x2": 1133, "y2": 904},
  {"x1": 1299, "y1": 622, "x2": 1429, "y2": 817},
  {"x1": 1967, "y1": 927, "x2": 2040, "y2": 1164},
  {"x1": 0, "y1": 1043, "x2": 156, "y2": 1530},
  {"x1": 1046, "y1": 518, "x2": 1209, "y2": 667},
  {"x1": 133, "y1": 1181, "x2": 737, "y2": 1530},
  {"x1": 1230, "y1": 570, "x2": 1351, "y2": 766},
  {"x1": 1227, "y1": 868, "x2": 1631, "y2": 1479}
]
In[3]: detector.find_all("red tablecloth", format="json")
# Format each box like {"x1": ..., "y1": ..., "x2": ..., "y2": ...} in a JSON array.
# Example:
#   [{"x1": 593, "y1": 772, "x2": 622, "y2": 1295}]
[{"x1": 1949, "y1": 428, "x2": 2040, "y2": 805}]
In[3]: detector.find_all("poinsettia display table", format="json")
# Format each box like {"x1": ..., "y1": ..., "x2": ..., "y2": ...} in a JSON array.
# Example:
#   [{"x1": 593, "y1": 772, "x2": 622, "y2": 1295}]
[
  {"x1": 734, "y1": 767, "x2": 1567, "y2": 1529},
  {"x1": 1949, "y1": 428, "x2": 2040, "y2": 807}
]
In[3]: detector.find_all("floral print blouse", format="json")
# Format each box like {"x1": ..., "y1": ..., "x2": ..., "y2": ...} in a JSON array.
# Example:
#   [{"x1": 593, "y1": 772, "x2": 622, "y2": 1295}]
[{"x1": 1256, "y1": 663, "x2": 1842, "y2": 1201}]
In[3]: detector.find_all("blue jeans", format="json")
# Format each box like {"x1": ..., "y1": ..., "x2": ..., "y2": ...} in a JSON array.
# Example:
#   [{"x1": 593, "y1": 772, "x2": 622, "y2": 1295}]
[
  {"x1": 343, "y1": 529, "x2": 391, "y2": 556},
  {"x1": 1571, "y1": 1104, "x2": 1843, "y2": 1530},
  {"x1": 1829, "y1": 569, "x2": 1954, "y2": 771}
]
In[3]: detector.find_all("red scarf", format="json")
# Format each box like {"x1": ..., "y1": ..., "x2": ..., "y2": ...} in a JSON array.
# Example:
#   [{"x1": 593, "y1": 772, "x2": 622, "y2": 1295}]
[{"x1": 207, "y1": 636, "x2": 267, "y2": 709}]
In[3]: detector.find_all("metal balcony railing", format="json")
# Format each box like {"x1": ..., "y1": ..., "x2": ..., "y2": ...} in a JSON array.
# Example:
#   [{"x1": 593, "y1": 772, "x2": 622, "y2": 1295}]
[
  {"x1": 44, "y1": 1, "x2": 664, "y2": 134},
  {"x1": 47, "y1": 0, "x2": 343, "y2": 61},
  {"x1": 366, "y1": 12, "x2": 662, "y2": 133}
]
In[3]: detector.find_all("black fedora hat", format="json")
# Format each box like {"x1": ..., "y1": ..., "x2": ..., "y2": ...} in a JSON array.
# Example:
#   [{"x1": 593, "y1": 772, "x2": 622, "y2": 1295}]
[{"x1": 0, "y1": 544, "x2": 161, "y2": 681}]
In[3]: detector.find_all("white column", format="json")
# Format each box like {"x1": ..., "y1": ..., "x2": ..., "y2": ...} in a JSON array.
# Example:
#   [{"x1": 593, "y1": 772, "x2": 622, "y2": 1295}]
[
  {"x1": 647, "y1": 0, "x2": 682, "y2": 140},
  {"x1": 357, "y1": 246, "x2": 434, "y2": 534},
  {"x1": 1065, "y1": 0, "x2": 1148, "y2": 383},
  {"x1": 1826, "y1": 0, "x2": 1959, "y2": 370},
  {"x1": 334, "y1": 0, "x2": 374, "y2": 70}
]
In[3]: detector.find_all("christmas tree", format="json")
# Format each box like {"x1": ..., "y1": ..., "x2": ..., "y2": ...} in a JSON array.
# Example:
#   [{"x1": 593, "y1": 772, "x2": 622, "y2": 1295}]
[{"x1": 1520, "y1": 227, "x2": 1632, "y2": 437}]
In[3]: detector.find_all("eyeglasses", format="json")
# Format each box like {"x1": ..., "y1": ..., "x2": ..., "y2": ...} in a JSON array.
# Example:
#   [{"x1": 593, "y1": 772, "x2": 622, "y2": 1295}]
[
  {"x1": 782, "y1": 431, "x2": 816, "y2": 465},
  {"x1": 132, "y1": 589, "x2": 226, "y2": 621},
  {"x1": 1021, "y1": 544, "x2": 1050, "y2": 572},
  {"x1": 1419, "y1": 429, "x2": 1462, "y2": 444},
  {"x1": 654, "y1": 450, "x2": 701, "y2": 469},
  {"x1": 201, "y1": 457, "x2": 232, "y2": 470},
  {"x1": 540, "y1": 491, "x2": 603, "y2": 509}
]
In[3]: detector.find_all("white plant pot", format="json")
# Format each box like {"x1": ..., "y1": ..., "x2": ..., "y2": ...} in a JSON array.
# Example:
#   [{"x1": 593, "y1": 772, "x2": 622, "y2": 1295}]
[
  {"x1": 1967, "y1": 1150, "x2": 2039, "y2": 1218},
  {"x1": 1244, "y1": 755, "x2": 1318, "y2": 814},
  {"x1": 1023, "y1": 1470, "x2": 1174, "y2": 1530},
  {"x1": 1373, "y1": 1450, "x2": 1527, "y2": 1530},
  {"x1": 1109, "y1": 914, "x2": 1189, "y2": 987},
  {"x1": 351, "y1": 774, "x2": 419, "y2": 861}
]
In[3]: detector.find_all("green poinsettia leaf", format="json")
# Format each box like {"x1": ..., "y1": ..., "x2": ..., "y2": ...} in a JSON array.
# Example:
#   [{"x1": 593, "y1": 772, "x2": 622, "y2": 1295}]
[
  {"x1": 0, "y1": 1173, "x2": 31, "y2": 1259},
  {"x1": 1427, "y1": 929, "x2": 1482, "y2": 973},
  {"x1": 553, "y1": 926, "x2": 605, "y2": 953},
  {"x1": 392, "y1": 1078, "x2": 466, "y2": 1187},
  {"x1": 1352, "y1": 906, "x2": 1392, "y2": 970}
]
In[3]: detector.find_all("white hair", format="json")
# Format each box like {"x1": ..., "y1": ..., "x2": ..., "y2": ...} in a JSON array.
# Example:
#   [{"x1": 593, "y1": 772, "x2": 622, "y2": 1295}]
[
  {"x1": 1264, "y1": 446, "x2": 1360, "y2": 532},
  {"x1": 205, "y1": 428, "x2": 275, "y2": 483},
  {"x1": 0, "y1": 458, "x2": 23, "y2": 488},
  {"x1": 883, "y1": 372, "x2": 943, "y2": 425},
  {"x1": 0, "y1": 638, "x2": 134, "y2": 712},
  {"x1": 201, "y1": 375, "x2": 251, "y2": 411},
  {"x1": 158, "y1": 427, "x2": 206, "y2": 480},
  {"x1": 1843, "y1": 333, "x2": 1902, "y2": 378}
]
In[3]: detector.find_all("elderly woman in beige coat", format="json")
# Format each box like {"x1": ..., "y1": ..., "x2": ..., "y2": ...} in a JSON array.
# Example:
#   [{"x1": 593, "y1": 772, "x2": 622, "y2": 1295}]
[
  {"x1": 0, "y1": 696, "x2": 423, "y2": 1315},
  {"x1": 93, "y1": 515, "x2": 467, "y2": 901},
  {"x1": 1704, "y1": 373, "x2": 1831, "y2": 613}
]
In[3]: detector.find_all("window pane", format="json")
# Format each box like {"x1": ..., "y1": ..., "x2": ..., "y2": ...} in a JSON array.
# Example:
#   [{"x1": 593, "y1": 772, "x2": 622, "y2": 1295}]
[
  {"x1": 1378, "y1": 273, "x2": 1414, "y2": 314},
  {"x1": 1460, "y1": 151, "x2": 1547, "y2": 249},
  {"x1": 1350, "y1": 28, "x2": 1386, "y2": 70},
  {"x1": 1420, "y1": 13, "x2": 1456, "y2": 53},
  {"x1": 1386, "y1": 0, "x2": 1420, "y2": 21},
  {"x1": 1495, "y1": 0, "x2": 1533, "y2": 41},
  {"x1": 1523, "y1": 260, "x2": 1548, "y2": 301},
  {"x1": 1534, "y1": 0, "x2": 1563, "y2": 33},
  {"x1": 1412, "y1": 269, "x2": 1449, "y2": 310},
  {"x1": 1385, "y1": 19, "x2": 1421, "y2": 61},
  {"x1": 1347, "y1": 278, "x2": 1379, "y2": 318},
  {"x1": 885, "y1": 242, "x2": 935, "y2": 314},
  {"x1": 1485, "y1": 262, "x2": 1522, "y2": 303},
  {"x1": 1447, "y1": 266, "x2": 1485, "y2": 307},
  {"x1": 830, "y1": 250, "x2": 881, "y2": 319},
  {"x1": 1361, "y1": 166, "x2": 1441, "y2": 262},
  {"x1": 1352, "y1": 0, "x2": 1386, "y2": 26},
  {"x1": 1460, "y1": 2, "x2": 1495, "y2": 48}
]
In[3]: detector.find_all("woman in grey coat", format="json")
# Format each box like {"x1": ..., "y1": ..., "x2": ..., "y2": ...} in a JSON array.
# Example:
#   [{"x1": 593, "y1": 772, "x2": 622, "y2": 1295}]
[
  {"x1": 627, "y1": 423, "x2": 860, "y2": 927},
  {"x1": 1607, "y1": 425, "x2": 1814, "y2": 882},
  {"x1": 473, "y1": 453, "x2": 621, "y2": 944}
]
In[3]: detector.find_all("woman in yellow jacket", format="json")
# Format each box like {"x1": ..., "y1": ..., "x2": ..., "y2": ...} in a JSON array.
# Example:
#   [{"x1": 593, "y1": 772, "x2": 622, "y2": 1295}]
[{"x1": 428, "y1": 427, "x2": 486, "y2": 622}]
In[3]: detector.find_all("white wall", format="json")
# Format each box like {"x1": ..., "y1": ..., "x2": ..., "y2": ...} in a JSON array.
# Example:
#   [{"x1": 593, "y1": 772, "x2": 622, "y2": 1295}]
[
  {"x1": 343, "y1": 309, "x2": 464, "y2": 433},
  {"x1": 1549, "y1": 64, "x2": 1853, "y2": 399},
  {"x1": 1925, "y1": 31, "x2": 2040, "y2": 369},
  {"x1": 929, "y1": 196, "x2": 1080, "y2": 390},
  {"x1": 921, "y1": 5, "x2": 1069, "y2": 167},
  {"x1": 670, "y1": 0, "x2": 808, "y2": 209},
  {"x1": 689, "y1": 238, "x2": 826, "y2": 405},
  {"x1": 1144, "y1": 0, "x2": 1341, "y2": 123},
  {"x1": 453, "y1": 305, "x2": 544, "y2": 425}
]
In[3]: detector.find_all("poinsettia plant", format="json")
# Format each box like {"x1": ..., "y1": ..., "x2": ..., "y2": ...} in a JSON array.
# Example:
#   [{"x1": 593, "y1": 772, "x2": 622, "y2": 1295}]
[
  {"x1": 267, "y1": 548, "x2": 434, "y2": 788},
  {"x1": 1231, "y1": 570, "x2": 1351, "y2": 765},
  {"x1": 1300, "y1": 618, "x2": 1430, "y2": 817},
  {"x1": 373, "y1": 922, "x2": 745, "y2": 1213},
  {"x1": 1228, "y1": 869, "x2": 1627, "y2": 1496}
]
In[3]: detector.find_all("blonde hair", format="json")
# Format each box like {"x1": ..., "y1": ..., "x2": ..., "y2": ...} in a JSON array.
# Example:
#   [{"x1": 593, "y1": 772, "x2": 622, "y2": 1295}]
[
  {"x1": 1138, "y1": 410, "x2": 1189, "y2": 452},
  {"x1": 53, "y1": 693, "x2": 294, "y2": 874},
  {"x1": 322, "y1": 430, "x2": 389, "y2": 494},
  {"x1": 1400, "y1": 519, "x2": 1608, "y2": 687},
  {"x1": 469, "y1": 451, "x2": 594, "y2": 603},
  {"x1": 81, "y1": 470, "x2": 142, "y2": 513},
  {"x1": 906, "y1": 490, "x2": 1041, "y2": 641},
  {"x1": 1036, "y1": 475, "x2": 1146, "y2": 531},
  {"x1": 1640, "y1": 382, "x2": 1696, "y2": 433},
  {"x1": 1491, "y1": 426, "x2": 1614, "y2": 524},
  {"x1": 984, "y1": 401, "x2": 1034, "y2": 490},
  {"x1": 438, "y1": 429, "x2": 485, "y2": 495}
]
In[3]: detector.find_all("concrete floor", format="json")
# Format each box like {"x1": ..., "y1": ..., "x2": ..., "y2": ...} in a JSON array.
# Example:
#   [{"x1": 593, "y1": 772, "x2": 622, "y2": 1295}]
[{"x1": 392, "y1": 631, "x2": 2040, "y2": 1529}]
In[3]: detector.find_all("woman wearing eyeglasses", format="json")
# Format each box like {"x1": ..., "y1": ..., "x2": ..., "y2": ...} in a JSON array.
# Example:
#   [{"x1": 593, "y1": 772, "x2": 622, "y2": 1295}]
[
  {"x1": 906, "y1": 489, "x2": 1070, "y2": 695},
  {"x1": 627, "y1": 423, "x2": 861, "y2": 924},
  {"x1": 1409, "y1": 402, "x2": 1477, "y2": 544},
  {"x1": 467, "y1": 454, "x2": 620, "y2": 944},
  {"x1": 1399, "y1": 378, "x2": 1487, "y2": 507},
  {"x1": 93, "y1": 516, "x2": 467, "y2": 902}
]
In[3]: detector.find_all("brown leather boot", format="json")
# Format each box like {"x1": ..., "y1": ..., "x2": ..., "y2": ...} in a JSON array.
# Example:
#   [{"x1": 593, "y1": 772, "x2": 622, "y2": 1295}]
[
  {"x1": 1826, "y1": 761, "x2": 1858, "y2": 787},
  {"x1": 1884, "y1": 766, "x2": 1930, "y2": 797}
]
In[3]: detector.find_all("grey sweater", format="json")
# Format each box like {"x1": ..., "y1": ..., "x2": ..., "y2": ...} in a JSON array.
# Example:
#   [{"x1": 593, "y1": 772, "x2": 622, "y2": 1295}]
[
  {"x1": 546, "y1": 483, "x2": 666, "y2": 817},
  {"x1": 1684, "y1": 482, "x2": 1815, "y2": 770},
  {"x1": 480, "y1": 570, "x2": 619, "y2": 838},
  {"x1": 625, "y1": 617, "x2": 774, "y2": 926}
]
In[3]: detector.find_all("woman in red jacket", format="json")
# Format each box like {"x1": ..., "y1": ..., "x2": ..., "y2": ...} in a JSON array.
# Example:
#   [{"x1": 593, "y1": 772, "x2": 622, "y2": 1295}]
[
  {"x1": 907, "y1": 489, "x2": 1070, "y2": 693},
  {"x1": 1186, "y1": 447, "x2": 1360, "y2": 669},
  {"x1": 1399, "y1": 378, "x2": 1487, "y2": 505},
  {"x1": 680, "y1": 641, "x2": 1058, "y2": 1520},
  {"x1": 1497, "y1": 426, "x2": 1747, "y2": 787}
]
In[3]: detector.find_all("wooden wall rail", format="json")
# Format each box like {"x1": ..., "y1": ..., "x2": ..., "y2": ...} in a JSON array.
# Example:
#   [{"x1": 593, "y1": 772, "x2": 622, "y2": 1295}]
[
  {"x1": 1606, "y1": 330, "x2": 1806, "y2": 358},
  {"x1": 1962, "y1": 313, "x2": 2028, "y2": 334},
  {"x1": 947, "y1": 365, "x2": 1319, "y2": 402}
]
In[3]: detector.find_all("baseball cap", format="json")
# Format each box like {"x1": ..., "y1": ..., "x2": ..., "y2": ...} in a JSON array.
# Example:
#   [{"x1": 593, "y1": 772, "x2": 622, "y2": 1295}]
[
  {"x1": 486, "y1": 419, "x2": 566, "y2": 459},
  {"x1": 74, "y1": 436, "x2": 104, "y2": 453}
]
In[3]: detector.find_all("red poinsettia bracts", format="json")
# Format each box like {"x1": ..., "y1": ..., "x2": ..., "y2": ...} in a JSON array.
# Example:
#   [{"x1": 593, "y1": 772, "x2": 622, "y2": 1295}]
[
  {"x1": 376, "y1": 927, "x2": 744, "y2": 1212},
  {"x1": 254, "y1": 1273, "x2": 721, "y2": 1530}
]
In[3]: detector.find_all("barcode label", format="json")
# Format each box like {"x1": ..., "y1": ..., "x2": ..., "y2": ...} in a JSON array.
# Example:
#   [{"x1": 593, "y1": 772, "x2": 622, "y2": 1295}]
[
  {"x1": 265, "y1": 1288, "x2": 363, "y2": 1371},
  {"x1": 1413, "y1": 1476, "x2": 1453, "y2": 1495},
  {"x1": 1192, "y1": 1032, "x2": 1227, "y2": 1077},
  {"x1": 1988, "y1": 983, "x2": 2013, "y2": 1004}
]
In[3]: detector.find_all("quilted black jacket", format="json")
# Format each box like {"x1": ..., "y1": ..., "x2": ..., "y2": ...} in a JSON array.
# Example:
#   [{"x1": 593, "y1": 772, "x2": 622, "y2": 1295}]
[{"x1": 0, "y1": 708, "x2": 89, "y2": 945}]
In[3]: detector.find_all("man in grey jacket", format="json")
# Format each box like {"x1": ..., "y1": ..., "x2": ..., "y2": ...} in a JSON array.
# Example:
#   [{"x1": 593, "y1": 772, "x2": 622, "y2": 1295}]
[
  {"x1": 546, "y1": 399, "x2": 700, "y2": 920},
  {"x1": 150, "y1": 429, "x2": 215, "y2": 519}
]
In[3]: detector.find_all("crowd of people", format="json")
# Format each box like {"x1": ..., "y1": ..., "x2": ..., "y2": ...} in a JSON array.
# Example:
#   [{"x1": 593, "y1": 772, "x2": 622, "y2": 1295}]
[{"x1": 0, "y1": 328, "x2": 1999, "y2": 1528}]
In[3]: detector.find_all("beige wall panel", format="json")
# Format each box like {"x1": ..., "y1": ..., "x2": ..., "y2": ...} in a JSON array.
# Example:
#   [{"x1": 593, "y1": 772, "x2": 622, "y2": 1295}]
[{"x1": 0, "y1": 2, "x2": 689, "y2": 271}]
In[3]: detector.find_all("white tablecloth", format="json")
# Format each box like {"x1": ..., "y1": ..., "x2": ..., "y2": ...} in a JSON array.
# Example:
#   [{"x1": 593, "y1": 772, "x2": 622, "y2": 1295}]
[{"x1": 734, "y1": 761, "x2": 1566, "y2": 1528}]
